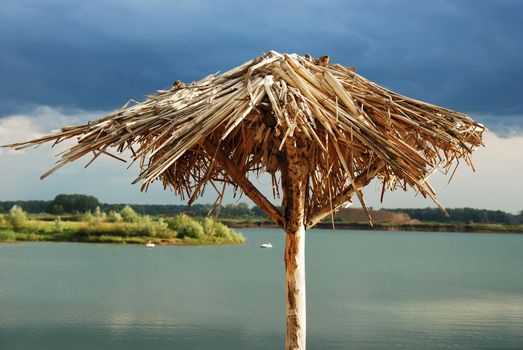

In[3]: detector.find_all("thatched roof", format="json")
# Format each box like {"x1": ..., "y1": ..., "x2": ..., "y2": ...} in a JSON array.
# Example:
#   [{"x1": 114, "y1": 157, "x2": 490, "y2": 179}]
[{"x1": 6, "y1": 51, "x2": 484, "y2": 227}]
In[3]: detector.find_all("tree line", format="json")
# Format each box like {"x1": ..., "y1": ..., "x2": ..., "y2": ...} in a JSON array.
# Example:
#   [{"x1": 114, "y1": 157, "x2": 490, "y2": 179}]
[
  {"x1": 1, "y1": 194, "x2": 522, "y2": 224},
  {"x1": 0, "y1": 194, "x2": 266, "y2": 218}
]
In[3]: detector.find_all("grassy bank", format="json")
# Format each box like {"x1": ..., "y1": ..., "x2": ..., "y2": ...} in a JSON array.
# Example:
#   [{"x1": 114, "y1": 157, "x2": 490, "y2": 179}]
[{"x1": 0, "y1": 206, "x2": 245, "y2": 245}]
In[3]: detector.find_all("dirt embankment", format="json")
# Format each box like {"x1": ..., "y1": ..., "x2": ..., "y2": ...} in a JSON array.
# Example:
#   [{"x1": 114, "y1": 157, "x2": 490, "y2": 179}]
[{"x1": 333, "y1": 208, "x2": 419, "y2": 224}]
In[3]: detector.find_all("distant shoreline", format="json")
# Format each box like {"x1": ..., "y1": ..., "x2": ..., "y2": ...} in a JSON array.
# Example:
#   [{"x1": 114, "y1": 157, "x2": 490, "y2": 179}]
[
  {"x1": 314, "y1": 223, "x2": 523, "y2": 234},
  {"x1": 2, "y1": 197, "x2": 522, "y2": 241},
  {"x1": 225, "y1": 220, "x2": 523, "y2": 234}
]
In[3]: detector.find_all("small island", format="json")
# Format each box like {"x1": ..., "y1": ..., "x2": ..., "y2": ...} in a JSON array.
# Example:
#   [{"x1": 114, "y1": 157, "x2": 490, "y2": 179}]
[{"x1": 0, "y1": 203, "x2": 245, "y2": 245}]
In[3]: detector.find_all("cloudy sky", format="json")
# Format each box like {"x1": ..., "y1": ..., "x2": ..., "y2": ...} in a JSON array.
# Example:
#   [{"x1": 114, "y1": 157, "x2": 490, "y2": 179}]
[{"x1": 1, "y1": 0, "x2": 522, "y2": 212}]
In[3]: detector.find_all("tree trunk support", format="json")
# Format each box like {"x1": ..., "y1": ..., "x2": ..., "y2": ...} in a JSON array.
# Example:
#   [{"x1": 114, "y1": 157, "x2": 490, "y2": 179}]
[
  {"x1": 282, "y1": 137, "x2": 309, "y2": 350},
  {"x1": 307, "y1": 160, "x2": 385, "y2": 228},
  {"x1": 203, "y1": 140, "x2": 283, "y2": 226}
]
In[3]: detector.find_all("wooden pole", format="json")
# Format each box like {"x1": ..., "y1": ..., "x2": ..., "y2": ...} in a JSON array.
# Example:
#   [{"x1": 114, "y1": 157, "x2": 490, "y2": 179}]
[
  {"x1": 282, "y1": 137, "x2": 308, "y2": 350},
  {"x1": 285, "y1": 223, "x2": 306, "y2": 350}
]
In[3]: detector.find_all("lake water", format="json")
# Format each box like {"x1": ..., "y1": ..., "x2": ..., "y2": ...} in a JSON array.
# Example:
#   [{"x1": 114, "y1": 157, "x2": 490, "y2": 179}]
[{"x1": 1, "y1": 229, "x2": 523, "y2": 350}]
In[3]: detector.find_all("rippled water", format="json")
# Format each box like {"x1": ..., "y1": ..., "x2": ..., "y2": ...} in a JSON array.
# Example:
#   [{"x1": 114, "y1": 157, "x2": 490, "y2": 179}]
[{"x1": 1, "y1": 229, "x2": 523, "y2": 349}]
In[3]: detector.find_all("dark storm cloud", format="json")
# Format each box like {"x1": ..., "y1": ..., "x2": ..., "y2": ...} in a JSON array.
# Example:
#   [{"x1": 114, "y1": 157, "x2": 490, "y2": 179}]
[{"x1": 1, "y1": 0, "x2": 522, "y2": 130}]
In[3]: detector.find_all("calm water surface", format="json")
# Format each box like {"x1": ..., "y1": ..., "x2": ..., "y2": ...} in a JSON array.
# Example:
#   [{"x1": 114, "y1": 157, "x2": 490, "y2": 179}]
[{"x1": 1, "y1": 229, "x2": 523, "y2": 350}]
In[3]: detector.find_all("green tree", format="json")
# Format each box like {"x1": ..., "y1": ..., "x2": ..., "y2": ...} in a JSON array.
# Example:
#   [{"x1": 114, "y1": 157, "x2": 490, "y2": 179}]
[
  {"x1": 93, "y1": 207, "x2": 106, "y2": 221},
  {"x1": 107, "y1": 210, "x2": 123, "y2": 223},
  {"x1": 221, "y1": 202, "x2": 253, "y2": 217},
  {"x1": 133, "y1": 216, "x2": 169, "y2": 237},
  {"x1": 120, "y1": 205, "x2": 140, "y2": 223},
  {"x1": 0, "y1": 200, "x2": 49, "y2": 214},
  {"x1": 48, "y1": 194, "x2": 100, "y2": 213},
  {"x1": 7, "y1": 205, "x2": 28, "y2": 230},
  {"x1": 167, "y1": 214, "x2": 204, "y2": 239},
  {"x1": 251, "y1": 205, "x2": 267, "y2": 218},
  {"x1": 49, "y1": 204, "x2": 64, "y2": 215},
  {"x1": 201, "y1": 217, "x2": 238, "y2": 239},
  {"x1": 0, "y1": 213, "x2": 7, "y2": 228}
]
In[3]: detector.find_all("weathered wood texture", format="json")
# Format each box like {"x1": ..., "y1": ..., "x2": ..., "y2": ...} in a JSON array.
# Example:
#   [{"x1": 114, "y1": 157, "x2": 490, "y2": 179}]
[
  {"x1": 282, "y1": 137, "x2": 309, "y2": 350},
  {"x1": 285, "y1": 223, "x2": 306, "y2": 350}
]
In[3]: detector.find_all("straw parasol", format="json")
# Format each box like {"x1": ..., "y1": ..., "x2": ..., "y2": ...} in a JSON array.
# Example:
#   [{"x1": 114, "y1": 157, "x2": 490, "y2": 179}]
[{"x1": 5, "y1": 51, "x2": 484, "y2": 350}]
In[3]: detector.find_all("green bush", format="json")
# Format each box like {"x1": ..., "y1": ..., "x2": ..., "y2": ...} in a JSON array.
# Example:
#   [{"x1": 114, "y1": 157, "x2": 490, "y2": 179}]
[
  {"x1": 94, "y1": 207, "x2": 106, "y2": 221},
  {"x1": 214, "y1": 222, "x2": 238, "y2": 239},
  {"x1": 54, "y1": 216, "x2": 64, "y2": 233},
  {"x1": 82, "y1": 207, "x2": 106, "y2": 229},
  {"x1": 0, "y1": 230, "x2": 17, "y2": 241},
  {"x1": 201, "y1": 217, "x2": 214, "y2": 236},
  {"x1": 201, "y1": 217, "x2": 244, "y2": 242},
  {"x1": 7, "y1": 205, "x2": 28, "y2": 230},
  {"x1": 82, "y1": 211, "x2": 100, "y2": 230},
  {"x1": 153, "y1": 218, "x2": 170, "y2": 236},
  {"x1": 120, "y1": 205, "x2": 140, "y2": 223},
  {"x1": 0, "y1": 214, "x2": 7, "y2": 228},
  {"x1": 74, "y1": 218, "x2": 170, "y2": 238},
  {"x1": 167, "y1": 214, "x2": 204, "y2": 239},
  {"x1": 155, "y1": 220, "x2": 178, "y2": 238},
  {"x1": 132, "y1": 216, "x2": 169, "y2": 237},
  {"x1": 107, "y1": 211, "x2": 123, "y2": 223},
  {"x1": 82, "y1": 211, "x2": 94, "y2": 223}
]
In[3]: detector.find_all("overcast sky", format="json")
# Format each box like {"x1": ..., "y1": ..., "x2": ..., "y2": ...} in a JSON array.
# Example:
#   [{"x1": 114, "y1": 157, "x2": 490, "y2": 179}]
[{"x1": 1, "y1": 0, "x2": 522, "y2": 212}]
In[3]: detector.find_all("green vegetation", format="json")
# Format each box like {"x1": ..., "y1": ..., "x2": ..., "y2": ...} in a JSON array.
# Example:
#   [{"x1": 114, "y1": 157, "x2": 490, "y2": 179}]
[
  {"x1": 0, "y1": 205, "x2": 245, "y2": 245},
  {"x1": 167, "y1": 214, "x2": 204, "y2": 239},
  {"x1": 200, "y1": 217, "x2": 245, "y2": 242},
  {"x1": 2, "y1": 194, "x2": 523, "y2": 226},
  {"x1": 48, "y1": 194, "x2": 100, "y2": 214},
  {"x1": 7, "y1": 205, "x2": 28, "y2": 230},
  {"x1": 2, "y1": 194, "x2": 522, "y2": 235},
  {"x1": 119, "y1": 205, "x2": 140, "y2": 223}
]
